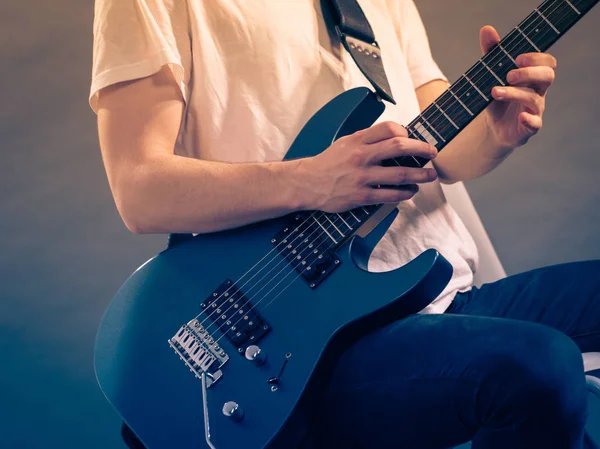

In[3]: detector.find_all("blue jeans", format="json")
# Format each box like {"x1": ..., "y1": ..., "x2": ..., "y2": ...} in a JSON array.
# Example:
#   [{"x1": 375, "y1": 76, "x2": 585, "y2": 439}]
[{"x1": 307, "y1": 261, "x2": 600, "y2": 449}]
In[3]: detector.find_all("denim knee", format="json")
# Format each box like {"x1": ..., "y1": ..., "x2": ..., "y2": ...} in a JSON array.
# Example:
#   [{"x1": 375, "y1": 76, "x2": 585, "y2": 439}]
[{"x1": 476, "y1": 323, "x2": 587, "y2": 432}]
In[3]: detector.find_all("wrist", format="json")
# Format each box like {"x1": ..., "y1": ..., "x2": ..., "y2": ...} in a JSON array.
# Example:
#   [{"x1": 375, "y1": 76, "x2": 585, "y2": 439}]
[
  {"x1": 270, "y1": 158, "x2": 319, "y2": 212},
  {"x1": 483, "y1": 111, "x2": 516, "y2": 159}
]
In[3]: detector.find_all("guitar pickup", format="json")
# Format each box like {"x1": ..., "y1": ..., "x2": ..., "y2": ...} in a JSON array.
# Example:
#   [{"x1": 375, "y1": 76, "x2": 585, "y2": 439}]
[{"x1": 271, "y1": 214, "x2": 341, "y2": 289}]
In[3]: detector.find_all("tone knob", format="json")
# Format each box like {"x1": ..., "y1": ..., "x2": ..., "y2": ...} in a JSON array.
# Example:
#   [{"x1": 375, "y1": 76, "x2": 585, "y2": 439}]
[
  {"x1": 222, "y1": 401, "x2": 244, "y2": 422},
  {"x1": 245, "y1": 345, "x2": 267, "y2": 365}
]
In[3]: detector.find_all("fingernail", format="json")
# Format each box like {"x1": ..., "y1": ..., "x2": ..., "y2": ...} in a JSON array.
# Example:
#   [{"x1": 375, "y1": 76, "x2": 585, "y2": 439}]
[{"x1": 494, "y1": 87, "x2": 506, "y2": 99}]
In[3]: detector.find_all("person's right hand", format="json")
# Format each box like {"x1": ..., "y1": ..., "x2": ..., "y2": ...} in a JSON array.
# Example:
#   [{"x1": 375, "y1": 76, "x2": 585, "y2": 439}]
[{"x1": 298, "y1": 121, "x2": 439, "y2": 213}]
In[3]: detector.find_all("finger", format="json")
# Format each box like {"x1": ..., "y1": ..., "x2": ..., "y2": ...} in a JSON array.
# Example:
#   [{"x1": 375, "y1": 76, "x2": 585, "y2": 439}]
[
  {"x1": 480, "y1": 25, "x2": 501, "y2": 55},
  {"x1": 364, "y1": 166, "x2": 438, "y2": 187},
  {"x1": 359, "y1": 184, "x2": 420, "y2": 205},
  {"x1": 492, "y1": 86, "x2": 544, "y2": 115},
  {"x1": 519, "y1": 112, "x2": 543, "y2": 134},
  {"x1": 367, "y1": 136, "x2": 437, "y2": 164},
  {"x1": 506, "y1": 66, "x2": 555, "y2": 95},
  {"x1": 360, "y1": 121, "x2": 407, "y2": 144},
  {"x1": 516, "y1": 53, "x2": 558, "y2": 70}
]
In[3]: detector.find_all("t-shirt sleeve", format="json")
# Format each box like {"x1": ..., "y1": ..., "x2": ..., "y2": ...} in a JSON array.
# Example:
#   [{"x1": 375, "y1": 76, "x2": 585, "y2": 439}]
[
  {"x1": 388, "y1": 0, "x2": 447, "y2": 89},
  {"x1": 89, "y1": 0, "x2": 191, "y2": 114}
]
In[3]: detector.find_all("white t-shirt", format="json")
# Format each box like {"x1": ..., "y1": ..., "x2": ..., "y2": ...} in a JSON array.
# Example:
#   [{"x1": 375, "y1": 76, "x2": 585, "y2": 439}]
[{"x1": 90, "y1": 0, "x2": 479, "y2": 314}]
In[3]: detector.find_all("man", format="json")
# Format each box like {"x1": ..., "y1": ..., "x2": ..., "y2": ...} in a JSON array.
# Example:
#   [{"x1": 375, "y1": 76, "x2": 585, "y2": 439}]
[{"x1": 90, "y1": 0, "x2": 600, "y2": 447}]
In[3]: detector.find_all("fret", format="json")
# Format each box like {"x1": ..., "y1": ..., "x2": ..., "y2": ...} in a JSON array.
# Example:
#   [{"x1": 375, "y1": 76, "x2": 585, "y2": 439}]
[
  {"x1": 464, "y1": 70, "x2": 491, "y2": 102},
  {"x1": 434, "y1": 90, "x2": 472, "y2": 124},
  {"x1": 539, "y1": 1, "x2": 581, "y2": 33},
  {"x1": 482, "y1": 44, "x2": 518, "y2": 83},
  {"x1": 433, "y1": 102, "x2": 460, "y2": 130},
  {"x1": 519, "y1": 13, "x2": 559, "y2": 53},
  {"x1": 417, "y1": 103, "x2": 460, "y2": 146},
  {"x1": 449, "y1": 77, "x2": 488, "y2": 118},
  {"x1": 564, "y1": 0, "x2": 582, "y2": 13},
  {"x1": 515, "y1": 25, "x2": 542, "y2": 52},
  {"x1": 535, "y1": 8, "x2": 561, "y2": 34},
  {"x1": 421, "y1": 116, "x2": 446, "y2": 143},
  {"x1": 480, "y1": 59, "x2": 506, "y2": 86},
  {"x1": 447, "y1": 89, "x2": 474, "y2": 117},
  {"x1": 319, "y1": 212, "x2": 345, "y2": 238},
  {"x1": 337, "y1": 213, "x2": 353, "y2": 231},
  {"x1": 571, "y1": 0, "x2": 600, "y2": 14},
  {"x1": 311, "y1": 214, "x2": 338, "y2": 245},
  {"x1": 348, "y1": 210, "x2": 362, "y2": 223},
  {"x1": 497, "y1": 43, "x2": 517, "y2": 64}
]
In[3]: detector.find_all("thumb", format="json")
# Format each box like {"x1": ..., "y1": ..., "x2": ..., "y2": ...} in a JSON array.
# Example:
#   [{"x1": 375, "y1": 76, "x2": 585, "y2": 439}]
[{"x1": 480, "y1": 25, "x2": 501, "y2": 55}]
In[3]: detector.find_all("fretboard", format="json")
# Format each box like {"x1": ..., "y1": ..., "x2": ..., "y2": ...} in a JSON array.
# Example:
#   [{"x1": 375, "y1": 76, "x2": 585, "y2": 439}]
[{"x1": 315, "y1": 0, "x2": 598, "y2": 250}]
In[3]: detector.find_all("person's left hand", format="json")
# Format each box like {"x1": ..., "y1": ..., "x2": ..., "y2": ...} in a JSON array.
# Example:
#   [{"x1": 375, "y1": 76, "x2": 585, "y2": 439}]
[{"x1": 481, "y1": 25, "x2": 557, "y2": 148}]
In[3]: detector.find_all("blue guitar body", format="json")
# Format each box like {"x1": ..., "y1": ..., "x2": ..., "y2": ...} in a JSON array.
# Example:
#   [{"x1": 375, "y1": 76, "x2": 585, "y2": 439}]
[{"x1": 94, "y1": 87, "x2": 453, "y2": 448}]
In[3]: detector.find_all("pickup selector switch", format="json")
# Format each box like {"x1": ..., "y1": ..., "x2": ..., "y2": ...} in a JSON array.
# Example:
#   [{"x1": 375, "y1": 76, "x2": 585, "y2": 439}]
[{"x1": 245, "y1": 345, "x2": 267, "y2": 365}]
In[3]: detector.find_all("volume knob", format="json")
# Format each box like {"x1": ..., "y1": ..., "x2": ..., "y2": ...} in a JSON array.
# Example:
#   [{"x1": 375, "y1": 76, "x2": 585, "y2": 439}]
[
  {"x1": 222, "y1": 401, "x2": 244, "y2": 422},
  {"x1": 245, "y1": 345, "x2": 267, "y2": 365}
]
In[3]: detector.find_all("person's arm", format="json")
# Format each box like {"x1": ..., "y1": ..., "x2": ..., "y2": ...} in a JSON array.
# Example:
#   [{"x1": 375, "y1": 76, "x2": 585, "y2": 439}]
[
  {"x1": 415, "y1": 26, "x2": 557, "y2": 184},
  {"x1": 97, "y1": 66, "x2": 438, "y2": 234}
]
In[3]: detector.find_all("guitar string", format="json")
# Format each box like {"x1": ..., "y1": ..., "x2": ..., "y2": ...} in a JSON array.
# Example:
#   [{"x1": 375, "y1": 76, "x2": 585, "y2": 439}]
[
  {"x1": 197, "y1": 211, "x2": 353, "y2": 335},
  {"x1": 201, "y1": 2, "x2": 563, "y2": 340},
  {"x1": 420, "y1": 2, "x2": 562, "y2": 140},
  {"x1": 195, "y1": 0, "x2": 566, "y2": 340},
  {"x1": 426, "y1": 0, "x2": 563, "y2": 133},
  {"x1": 200, "y1": 210, "x2": 360, "y2": 338},
  {"x1": 212, "y1": 210, "x2": 359, "y2": 346},
  {"x1": 213, "y1": 1, "x2": 569, "y2": 342},
  {"x1": 194, "y1": 209, "x2": 363, "y2": 332},
  {"x1": 383, "y1": 8, "x2": 553, "y2": 168}
]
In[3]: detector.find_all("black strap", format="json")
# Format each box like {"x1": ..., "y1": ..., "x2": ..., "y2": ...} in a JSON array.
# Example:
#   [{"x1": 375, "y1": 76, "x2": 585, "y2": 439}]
[{"x1": 321, "y1": 0, "x2": 396, "y2": 104}]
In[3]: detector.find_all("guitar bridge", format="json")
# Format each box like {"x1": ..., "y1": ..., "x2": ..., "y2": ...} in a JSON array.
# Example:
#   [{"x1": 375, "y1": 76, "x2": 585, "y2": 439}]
[{"x1": 168, "y1": 319, "x2": 229, "y2": 388}]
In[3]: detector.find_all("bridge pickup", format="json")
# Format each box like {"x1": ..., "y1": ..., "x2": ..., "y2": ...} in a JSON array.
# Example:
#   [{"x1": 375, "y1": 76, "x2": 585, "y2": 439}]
[
  {"x1": 201, "y1": 280, "x2": 270, "y2": 355},
  {"x1": 271, "y1": 214, "x2": 341, "y2": 289}
]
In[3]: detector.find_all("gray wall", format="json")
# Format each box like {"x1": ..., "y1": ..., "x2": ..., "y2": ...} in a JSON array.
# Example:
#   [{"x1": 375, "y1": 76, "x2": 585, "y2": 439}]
[{"x1": 0, "y1": 1, "x2": 598, "y2": 448}]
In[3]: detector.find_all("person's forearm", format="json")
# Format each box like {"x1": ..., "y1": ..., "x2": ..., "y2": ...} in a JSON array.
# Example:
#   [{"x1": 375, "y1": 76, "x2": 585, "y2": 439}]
[
  {"x1": 432, "y1": 113, "x2": 515, "y2": 184},
  {"x1": 114, "y1": 154, "x2": 313, "y2": 234}
]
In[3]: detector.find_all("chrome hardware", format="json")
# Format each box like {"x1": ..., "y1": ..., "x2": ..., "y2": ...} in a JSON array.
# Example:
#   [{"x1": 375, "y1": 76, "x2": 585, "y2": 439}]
[
  {"x1": 201, "y1": 373, "x2": 217, "y2": 449},
  {"x1": 169, "y1": 319, "x2": 229, "y2": 388},
  {"x1": 222, "y1": 401, "x2": 244, "y2": 422},
  {"x1": 245, "y1": 345, "x2": 267, "y2": 365}
]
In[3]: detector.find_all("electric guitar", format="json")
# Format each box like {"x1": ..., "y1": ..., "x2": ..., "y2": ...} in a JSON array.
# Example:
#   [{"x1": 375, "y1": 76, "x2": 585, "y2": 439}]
[{"x1": 94, "y1": 1, "x2": 599, "y2": 447}]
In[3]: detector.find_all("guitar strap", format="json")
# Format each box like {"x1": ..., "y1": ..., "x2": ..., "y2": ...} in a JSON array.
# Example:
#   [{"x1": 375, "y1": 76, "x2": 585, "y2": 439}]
[
  {"x1": 321, "y1": 0, "x2": 396, "y2": 104},
  {"x1": 167, "y1": 0, "x2": 394, "y2": 249}
]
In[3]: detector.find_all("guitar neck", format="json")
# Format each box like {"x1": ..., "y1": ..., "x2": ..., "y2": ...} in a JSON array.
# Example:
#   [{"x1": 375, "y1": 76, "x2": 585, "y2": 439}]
[
  {"x1": 314, "y1": 0, "x2": 598, "y2": 248},
  {"x1": 394, "y1": 0, "x2": 599, "y2": 169}
]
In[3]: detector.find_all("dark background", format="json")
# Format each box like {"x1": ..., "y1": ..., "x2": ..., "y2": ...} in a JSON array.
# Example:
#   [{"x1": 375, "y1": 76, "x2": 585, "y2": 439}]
[{"x1": 1, "y1": 1, "x2": 598, "y2": 447}]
